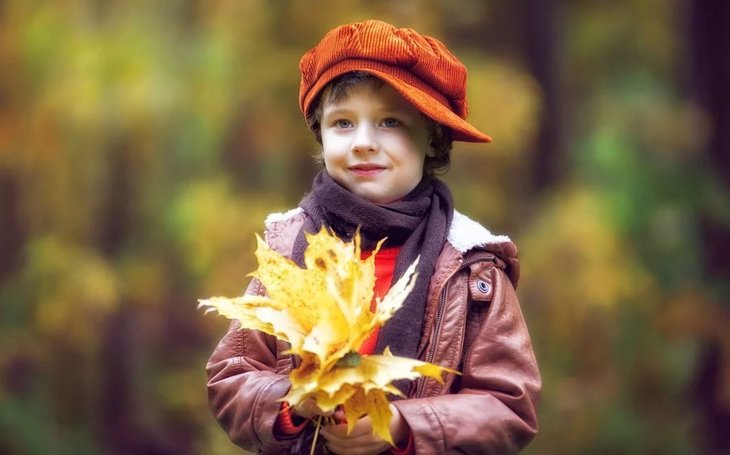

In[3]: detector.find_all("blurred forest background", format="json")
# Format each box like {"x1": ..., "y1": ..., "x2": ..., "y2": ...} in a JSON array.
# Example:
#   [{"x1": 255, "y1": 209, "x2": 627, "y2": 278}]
[{"x1": 1, "y1": 0, "x2": 729, "y2": 454}]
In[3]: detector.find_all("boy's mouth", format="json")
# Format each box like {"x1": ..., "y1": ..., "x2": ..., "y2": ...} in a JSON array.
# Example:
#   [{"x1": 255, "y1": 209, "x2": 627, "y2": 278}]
[{"x1": 349, "y1": 164, "x2": 386, "y2": 176}]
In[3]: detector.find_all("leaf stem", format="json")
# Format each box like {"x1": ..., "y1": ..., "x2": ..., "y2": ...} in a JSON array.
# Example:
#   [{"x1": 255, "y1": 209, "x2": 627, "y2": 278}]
[{"x1": 310, "y1": 415, "x2": 323, "y2": 455}]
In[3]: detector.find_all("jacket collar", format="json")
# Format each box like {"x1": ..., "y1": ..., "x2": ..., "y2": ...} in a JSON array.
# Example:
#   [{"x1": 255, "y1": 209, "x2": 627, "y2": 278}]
[
  {"x1": 266, "y1": 207, "x2": 511, "y2": 253},
  {"x1": 447, "y1": 210, "x2": 511, "y2": 254},
  {"x1": 265, "y1": 207, "x2": 304, "y2": 229},
  {"x1": 265, "y1": 206, "x2": 520, "y2": 286}
]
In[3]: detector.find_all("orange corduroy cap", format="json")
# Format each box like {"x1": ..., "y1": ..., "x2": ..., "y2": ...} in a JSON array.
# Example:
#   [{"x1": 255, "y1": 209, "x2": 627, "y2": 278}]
[{"x1": 299, "y1": 20, "x2": 491, "y2": 143}]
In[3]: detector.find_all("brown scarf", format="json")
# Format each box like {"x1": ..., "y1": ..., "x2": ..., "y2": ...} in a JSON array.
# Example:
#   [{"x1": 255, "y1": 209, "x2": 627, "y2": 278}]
[{"x1": 292, "y1": 170, "x2": 453, "y2": 361}]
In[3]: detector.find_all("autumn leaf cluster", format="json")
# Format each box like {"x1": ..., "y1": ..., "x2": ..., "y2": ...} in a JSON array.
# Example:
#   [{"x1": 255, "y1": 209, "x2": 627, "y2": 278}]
[{"x1": 199, "y1": 228, "x2": 449, "y2": 444}]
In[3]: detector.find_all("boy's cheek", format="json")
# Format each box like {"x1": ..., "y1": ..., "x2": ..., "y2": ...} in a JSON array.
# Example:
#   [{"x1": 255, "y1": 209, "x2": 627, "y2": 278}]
[{"x1": 321, "y1": 135, "x2": 346, "y2": 154}]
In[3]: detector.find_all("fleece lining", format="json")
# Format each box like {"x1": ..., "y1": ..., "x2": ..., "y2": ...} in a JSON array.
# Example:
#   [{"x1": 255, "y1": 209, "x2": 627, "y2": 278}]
[{"x1": 265, "y1": 207, "x2": 511, "y2": 254}]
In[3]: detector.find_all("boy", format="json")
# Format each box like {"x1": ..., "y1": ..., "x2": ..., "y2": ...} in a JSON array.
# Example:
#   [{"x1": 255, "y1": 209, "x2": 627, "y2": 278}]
[{"x1": 206, "y1": 20, "x2": 540, "y2": 454}]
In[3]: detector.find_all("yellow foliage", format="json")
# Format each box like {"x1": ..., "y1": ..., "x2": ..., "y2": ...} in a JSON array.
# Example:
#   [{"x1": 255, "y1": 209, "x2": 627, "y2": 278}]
[
  {"x1": 170, "y1": 180, "x2": 289, "y2": 296},
  {"x1": 200, "y1": 228, "x2": 452, "y2": 444},
  {"x1": 26, "y1": 235, "x2": 119, "y2": 346},
  {"x1": 461, "y1": 58, "x2": 542, "y2": 158},
  {"x1": 518, "y1": 186, "x2": 659, "y2": 348}
]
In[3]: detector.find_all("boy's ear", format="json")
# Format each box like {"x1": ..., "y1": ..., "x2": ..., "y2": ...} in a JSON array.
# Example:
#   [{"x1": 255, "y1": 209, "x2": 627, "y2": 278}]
[{"x1": 426, "y1": 142, "x2": 438, "y2": 158}]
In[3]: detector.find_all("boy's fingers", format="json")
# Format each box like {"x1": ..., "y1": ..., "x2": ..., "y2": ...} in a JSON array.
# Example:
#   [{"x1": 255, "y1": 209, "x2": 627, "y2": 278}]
[
  {"x1": 321, "y1": 417, "x2": 391, "y2": 455},
  {"x1": 293, "y1": 398, "x2": 334, "y2": 418},
  {"x1": 321, "y1": 416, "x2": 373, "y2": 439},
  {"x1": 320, "y1": 423, "x2": 348, "y2": 438},
  {"x1": 292, "y1": 399, "x2": 314, "y2": 418},
  {"x1": 325, "y1": 441, "x2": 384, "y2": 455},
  {"x1": 322, "y1": 434, "x2": 389, "y2": 455},
  {"x1": 292, "y1": 399, "x2": 313, "y2": 418}
]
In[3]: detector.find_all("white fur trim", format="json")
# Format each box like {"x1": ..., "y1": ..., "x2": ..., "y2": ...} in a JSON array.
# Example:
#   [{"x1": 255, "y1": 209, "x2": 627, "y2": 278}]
[
  {"x1": 263, "y1": 207, "x2": 509, "y2": 253},
  {"x1": 448, "y1": 210, "x2": 511, "y2": 253},
  {"x1": 264, "y1": 207, "x2": 303, "y2": 229}
]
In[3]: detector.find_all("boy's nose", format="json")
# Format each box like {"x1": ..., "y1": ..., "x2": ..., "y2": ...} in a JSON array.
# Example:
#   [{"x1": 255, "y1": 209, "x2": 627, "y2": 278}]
[{"x1": 351, "y1": 124, "x2": 379, "y2": 153}]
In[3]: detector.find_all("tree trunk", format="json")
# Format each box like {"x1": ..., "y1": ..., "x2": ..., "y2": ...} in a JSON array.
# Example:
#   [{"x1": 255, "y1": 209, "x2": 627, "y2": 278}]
[
  {"x1": 688, "y1": 0, "x2": 730, "y2": 453},
  {"x1": 524, "y1": 0, "x2": 564, "y2": 192},
  {"x1": 0, "y1": 173, "x2": 24, "y2": 282}
]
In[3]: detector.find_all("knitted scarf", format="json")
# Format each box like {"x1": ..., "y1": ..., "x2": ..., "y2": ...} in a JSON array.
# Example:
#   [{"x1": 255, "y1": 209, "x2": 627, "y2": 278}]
[{"x1": 292, "y1": 170, "x2": 454, "y2": 361}]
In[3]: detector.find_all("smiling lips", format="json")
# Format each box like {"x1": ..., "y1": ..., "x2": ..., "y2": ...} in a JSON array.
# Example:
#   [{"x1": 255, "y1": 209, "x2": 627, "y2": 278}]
[{"x1": 349, "y1": 164, "x2": 386, "y2": 176}]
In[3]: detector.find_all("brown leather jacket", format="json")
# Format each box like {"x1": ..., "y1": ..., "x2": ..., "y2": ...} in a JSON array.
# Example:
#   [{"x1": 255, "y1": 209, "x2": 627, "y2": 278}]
[{"x1": 206, "y1": 209, "x2": 541, "y2": 454}]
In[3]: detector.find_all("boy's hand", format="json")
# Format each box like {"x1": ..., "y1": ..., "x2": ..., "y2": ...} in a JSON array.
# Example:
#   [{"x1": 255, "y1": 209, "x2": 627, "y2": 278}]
[
  {"x1": 292, "y1": 397, "x2": 333, "y2": 419},
  {"x1": 320, "y1": 404, "x2": 408, "y2": 455}
]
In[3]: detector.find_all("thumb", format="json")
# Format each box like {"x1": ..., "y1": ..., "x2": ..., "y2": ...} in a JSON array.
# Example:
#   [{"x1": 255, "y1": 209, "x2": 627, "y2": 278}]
[{"x1": 293, "y1": 398, "x2": 334, "y2": 418}]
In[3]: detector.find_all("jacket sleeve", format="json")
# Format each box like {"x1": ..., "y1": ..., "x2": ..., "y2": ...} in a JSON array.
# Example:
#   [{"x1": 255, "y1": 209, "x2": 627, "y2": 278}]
[
  {"x1": 392, "y1": 263, "x2": 541, "y2": 454},
  {"x1": 205, "y1": 279, "x2": 294, "y2": 452}
]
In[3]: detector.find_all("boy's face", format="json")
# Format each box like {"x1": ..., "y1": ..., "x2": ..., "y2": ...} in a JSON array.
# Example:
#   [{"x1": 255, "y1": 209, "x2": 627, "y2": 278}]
[{"x1": 320, "y1": 82, "x2": 433, "y2": 205}]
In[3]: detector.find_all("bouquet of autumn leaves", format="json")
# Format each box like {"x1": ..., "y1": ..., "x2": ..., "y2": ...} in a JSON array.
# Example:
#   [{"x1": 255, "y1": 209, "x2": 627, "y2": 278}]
[{"x1": 198, "y1": 228, "x2": 451, "y2": 446}]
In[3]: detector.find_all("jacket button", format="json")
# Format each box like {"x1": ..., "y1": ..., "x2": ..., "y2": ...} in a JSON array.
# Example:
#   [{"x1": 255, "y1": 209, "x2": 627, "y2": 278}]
[{"x1": 476, "y1": 280, "x2": 491, "y2": 294}]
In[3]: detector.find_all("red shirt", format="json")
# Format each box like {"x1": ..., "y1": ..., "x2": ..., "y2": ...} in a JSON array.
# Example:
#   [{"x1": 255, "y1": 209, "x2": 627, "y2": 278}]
[{"x1": 358, "y1": 246, "x2": 400, "y2": 355}]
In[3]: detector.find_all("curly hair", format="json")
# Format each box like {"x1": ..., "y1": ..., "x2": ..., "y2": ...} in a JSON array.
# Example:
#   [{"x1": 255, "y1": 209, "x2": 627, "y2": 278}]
[{"x1": 305, "y1": 71, "x2": 453, "y2": 176}]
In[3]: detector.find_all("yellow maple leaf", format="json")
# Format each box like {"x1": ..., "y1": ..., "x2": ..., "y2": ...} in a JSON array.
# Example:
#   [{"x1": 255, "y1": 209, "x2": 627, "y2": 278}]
[
  {"x1": 199, "y1": 227, "x2": 455, "y2": 445},
  {"x1": 343, "y1": 388, "x2": 393, "y2": 444}
]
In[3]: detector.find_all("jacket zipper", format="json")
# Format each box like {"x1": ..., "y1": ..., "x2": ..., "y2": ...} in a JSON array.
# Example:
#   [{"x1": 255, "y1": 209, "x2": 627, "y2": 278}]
[{"x1": 413, "y1": 254, "x2": 497, "y2": 398}]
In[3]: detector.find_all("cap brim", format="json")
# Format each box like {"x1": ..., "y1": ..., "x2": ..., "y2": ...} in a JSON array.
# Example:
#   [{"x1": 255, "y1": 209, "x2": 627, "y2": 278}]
[{"x1": 302, "y1": 61, "x2": 492, "y2": 143}]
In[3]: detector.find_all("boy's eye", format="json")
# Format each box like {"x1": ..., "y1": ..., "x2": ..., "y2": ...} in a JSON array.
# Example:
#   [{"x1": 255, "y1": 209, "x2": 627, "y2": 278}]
[
  {"x1": 381, "y1": 118, "x2": 401, "y2": 127},
  {"x1": 334, "y1": 119, "x2": 353, "y2": 128}
]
